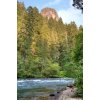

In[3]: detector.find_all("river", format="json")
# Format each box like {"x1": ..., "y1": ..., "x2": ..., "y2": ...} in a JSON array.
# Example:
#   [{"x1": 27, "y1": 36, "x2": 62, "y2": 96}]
[{"x1": 17, "y1": 78, "x2": 74, "y2": 100}]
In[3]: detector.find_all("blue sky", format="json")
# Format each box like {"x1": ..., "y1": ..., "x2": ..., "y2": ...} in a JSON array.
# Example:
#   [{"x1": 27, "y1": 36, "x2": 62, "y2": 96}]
[{"x1": 18, "y1": 0, "x2": 83, "y2": 27}]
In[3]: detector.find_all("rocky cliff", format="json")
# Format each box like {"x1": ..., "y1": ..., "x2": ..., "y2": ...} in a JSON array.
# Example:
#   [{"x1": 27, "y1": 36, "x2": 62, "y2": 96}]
[{"x1": 41, "y1": 7, "x2": 59, "y2": 21}]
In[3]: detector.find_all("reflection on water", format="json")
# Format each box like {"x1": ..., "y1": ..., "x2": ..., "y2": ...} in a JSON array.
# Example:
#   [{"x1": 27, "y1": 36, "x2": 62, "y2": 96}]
[{"x1": 17, "y1": 78, "x2": 74, "y2": 100}]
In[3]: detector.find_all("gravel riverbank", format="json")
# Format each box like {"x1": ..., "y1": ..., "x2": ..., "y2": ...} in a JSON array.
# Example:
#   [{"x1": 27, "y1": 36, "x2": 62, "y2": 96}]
[{"x1": 49, "y1": 87, "x2": 82, "y2": 100}]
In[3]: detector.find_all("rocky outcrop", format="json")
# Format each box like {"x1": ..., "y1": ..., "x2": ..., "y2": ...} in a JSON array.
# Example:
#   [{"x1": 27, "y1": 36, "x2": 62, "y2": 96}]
[{"x1": 41, "y1": 7, "x2": 59, "y2": 21}]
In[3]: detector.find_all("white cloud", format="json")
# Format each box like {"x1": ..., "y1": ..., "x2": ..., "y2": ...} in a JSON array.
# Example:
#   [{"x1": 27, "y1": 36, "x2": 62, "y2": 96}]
[
  {"x1": 58, "y1": 6, "x2": 83, "y2": 27},
  {"x1": 48, "y1": 0, "x2": 62, "y2": 6},
  {"x1": 69, "y1": 0, "x2": 73, "y2": 7}
]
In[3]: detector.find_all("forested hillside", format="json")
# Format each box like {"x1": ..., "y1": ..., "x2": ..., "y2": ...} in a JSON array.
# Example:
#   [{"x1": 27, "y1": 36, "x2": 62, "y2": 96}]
[{"x1": 17, "y1": 1, "x2": 83, "y2": 96}]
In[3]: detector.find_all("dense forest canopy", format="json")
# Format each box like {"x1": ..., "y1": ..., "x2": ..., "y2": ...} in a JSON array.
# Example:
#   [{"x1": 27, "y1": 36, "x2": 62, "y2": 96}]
[{"x1": 17, "y1": 1, "x2": 83, "y2": 96}]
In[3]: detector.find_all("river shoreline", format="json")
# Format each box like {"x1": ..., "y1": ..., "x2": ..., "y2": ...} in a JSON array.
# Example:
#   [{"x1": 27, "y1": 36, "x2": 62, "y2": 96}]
[
  {"x1": 17, "y1": 78, "x2": 82, "y2": 100},
  {"x1": 49, "y1": 87, "x2": 82, "y2": 100}
]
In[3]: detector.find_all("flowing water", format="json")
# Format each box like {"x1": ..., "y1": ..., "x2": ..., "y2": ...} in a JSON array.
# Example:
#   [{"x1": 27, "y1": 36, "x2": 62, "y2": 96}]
[{"x1": 17, "y1": 78, "x2": 74, "y2": 100}]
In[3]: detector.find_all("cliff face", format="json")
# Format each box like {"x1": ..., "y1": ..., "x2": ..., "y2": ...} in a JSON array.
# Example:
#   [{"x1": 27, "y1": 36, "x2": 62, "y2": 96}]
[{"x1": 41, "y1": 8, "x2": 59, "y2": 21}]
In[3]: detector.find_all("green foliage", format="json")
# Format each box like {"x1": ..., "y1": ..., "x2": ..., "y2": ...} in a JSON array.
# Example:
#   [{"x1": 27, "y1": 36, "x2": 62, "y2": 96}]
[
  {"x1": 74, "y1": 62, "x2": 83, "y2": 97},
  {"x1": 72, "y1": 32, "x2": 83, "y2": 96},
  {"x1": 42, "y1": 63, "x2": 60, "y2": 78},
  {"x1": 73, "y1": 32, "x2": 83, "y2": 62},
  {"x1": 59, "y1": 71, "x2": 66, "y2": 77},
  {"x1": 58, "y1": 42, "x2": 69, "y2": 69}
]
